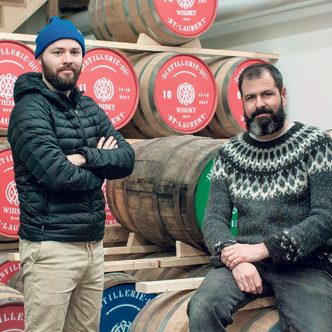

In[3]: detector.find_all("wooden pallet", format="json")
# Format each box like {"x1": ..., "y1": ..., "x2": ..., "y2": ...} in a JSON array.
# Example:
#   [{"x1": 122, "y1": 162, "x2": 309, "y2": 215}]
[
  {"x1": 0, "y1": 224, "x2": 132, "y2": 262},
  {"x1": 104, "y1": 232, "x2": 209, "y2": 273},
  {"x1": 0, "y1": 228, "x2": 210, "y2": 272}
]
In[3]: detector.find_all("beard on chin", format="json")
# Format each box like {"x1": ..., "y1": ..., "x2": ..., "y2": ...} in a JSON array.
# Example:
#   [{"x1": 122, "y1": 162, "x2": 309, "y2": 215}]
[
  {"x1": 244, "y1": 105, "x2": 286, "y2": 136},
  {"x1": 41, "y1": 61, "x2": 82, "y2": 92}
]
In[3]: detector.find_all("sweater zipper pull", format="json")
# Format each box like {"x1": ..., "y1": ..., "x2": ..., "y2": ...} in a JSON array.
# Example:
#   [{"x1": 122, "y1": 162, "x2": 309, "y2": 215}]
[{"x1": 230, "y1": 207, "x2": 238, "y2": 237}]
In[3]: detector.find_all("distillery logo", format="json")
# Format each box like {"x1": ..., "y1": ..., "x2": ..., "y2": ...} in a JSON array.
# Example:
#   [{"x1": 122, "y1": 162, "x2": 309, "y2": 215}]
[
  {"x1": 94, "y1": 77, "x2": 114, "y2": 102},
  {"x1": 100, "y1": 283, "x2": 156, "y2": 332},
  {"x1": 0, "y1": 41, "x2": 40, "y2": 129},
  {"x1": 155, "y1": 54, "x2": 217, "y2": 133},
  {"x1": 177, "y1": 0, "x2": 195, "y2": 10},
  {"x1": 77, "y1": 48, "x2": 139, "y2": 129},
  {"x1": 0, "y1": 306, "x2": 25, "y2": 332},
  {"x1": 0, "y1": 149, "x2": 20, "y2": 238},
  {"x1": 0, "y1": 73, "x2": 17, "y2": 100},
  {"x1": 177, "y1": 82, "x2": 195, "y2": 106},
  {"x1": 5, "y1": 181, "x2": 19, "y2": 206},
  {"x1": 0, "y1": 261, "x2": 21, "y2": 285}
]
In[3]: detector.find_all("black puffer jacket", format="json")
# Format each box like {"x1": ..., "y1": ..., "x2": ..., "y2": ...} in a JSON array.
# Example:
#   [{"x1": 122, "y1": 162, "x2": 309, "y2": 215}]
[{"x1": 8, "y1": 72, "x2": 135, "y2": 242}]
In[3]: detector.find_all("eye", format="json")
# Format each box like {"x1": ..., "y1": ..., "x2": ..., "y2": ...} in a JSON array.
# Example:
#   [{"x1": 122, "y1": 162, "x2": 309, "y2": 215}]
[{"x1": 245, "y1": 95, "x2": 254, "y2": 101}]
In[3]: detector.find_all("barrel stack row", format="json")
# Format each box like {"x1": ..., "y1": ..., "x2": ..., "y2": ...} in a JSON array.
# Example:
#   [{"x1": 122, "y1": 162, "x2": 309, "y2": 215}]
[{"x1": 0, "y1": 40, "x2": 267, "y2": 140}]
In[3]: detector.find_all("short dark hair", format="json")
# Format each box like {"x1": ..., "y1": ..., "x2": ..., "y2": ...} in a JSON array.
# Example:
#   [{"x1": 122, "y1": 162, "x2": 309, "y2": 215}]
[{"x1": 238, "y1": 63, "x2": 283, "y2": 95}]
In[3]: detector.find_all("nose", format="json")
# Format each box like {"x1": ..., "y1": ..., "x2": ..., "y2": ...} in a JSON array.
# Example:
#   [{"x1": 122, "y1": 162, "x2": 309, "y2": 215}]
[
  {"x1": 62, "y1": 51, "x2": 73, "y2": 64},
  {"x1": 256, "y1": 96, "x2": 266, "y2": 109}
]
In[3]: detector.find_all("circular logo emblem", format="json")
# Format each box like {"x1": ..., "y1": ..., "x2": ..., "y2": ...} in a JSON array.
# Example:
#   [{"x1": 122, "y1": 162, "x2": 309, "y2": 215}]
[
  {"x1": 100, "y1": 283, "x2": 156, "y2": 332},
  {"x1": 0, "y1": 306, "x2": 24, "y2": 331},
  {"x1": 177, "y1": 82, "x2": 195, "y2": 106},
  {"x1": 0, "y1": 41, "x2": 40, "y2": 131},
  {"x1": 0, "y1": 149, "x2": 20, "y2": 239},
  {"x1": 0, "y1": 73, "x2": 17, "y2": 100},
  {"x1": 0, "y1": 261, "x2": 20, "y2": 285},
  {"x1": 177, "y1": 0, "x2": 195, "y2": 10},
  {"x1": 6, "y1": 181, "x2": 19, "y2": 206},
  {"x1": 94, "y1": 77, "x2": 114, "y2": 102},
  {"x1": 154, "y1": 0, "x2": 218, "y2": 37},
  {"x1": 102, "y1": 181, "x2": 118, "y2": 225},
  {"x1": 78, "y1": 48, "x2": 139, "y2": 129},
  {"x1": 154, "y1": 54, "x2": 217, "y2": 133},
  {"x1": 227, "y1": 59, "x2": 267, "y2": 129}
]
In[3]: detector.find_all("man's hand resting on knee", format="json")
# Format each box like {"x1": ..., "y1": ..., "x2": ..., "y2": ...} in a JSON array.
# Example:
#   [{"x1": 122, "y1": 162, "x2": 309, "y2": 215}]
[{"x1": 232, "y1": 262, "x2": 263, "y2": 294}]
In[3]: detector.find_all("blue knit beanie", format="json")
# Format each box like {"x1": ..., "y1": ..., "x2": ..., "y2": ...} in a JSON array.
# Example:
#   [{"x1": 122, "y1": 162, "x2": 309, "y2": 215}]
[{"x1": 35, "y1": 16, "x2": 86, "y2": 59}]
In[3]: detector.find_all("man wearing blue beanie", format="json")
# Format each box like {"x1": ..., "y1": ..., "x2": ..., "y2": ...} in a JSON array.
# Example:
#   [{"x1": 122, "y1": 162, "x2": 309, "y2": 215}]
[
  {"x1": 8, "y1": 16, "x2": 135, "y2": 332},
  {"x1": 34, "y1": 16, "x2": 86, "y2": 59}
]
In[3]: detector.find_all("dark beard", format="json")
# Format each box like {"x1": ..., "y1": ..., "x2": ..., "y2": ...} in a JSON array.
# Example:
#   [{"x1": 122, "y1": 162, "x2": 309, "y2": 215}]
[
  {"x1": 41, "y1": 61, "x2": 81, "y2": 92},
  {"x1": 244, "y1": 104, "x2": 286, "y2": 136}
]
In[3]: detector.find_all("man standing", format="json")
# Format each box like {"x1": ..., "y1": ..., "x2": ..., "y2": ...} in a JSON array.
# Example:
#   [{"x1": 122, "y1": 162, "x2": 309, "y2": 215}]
[
  {"x1": 8, "y1": 17, "x2": 135, "y2": 332},
  {"x1": 188, "y1": 63, "x2": 332, "y2": 331}
]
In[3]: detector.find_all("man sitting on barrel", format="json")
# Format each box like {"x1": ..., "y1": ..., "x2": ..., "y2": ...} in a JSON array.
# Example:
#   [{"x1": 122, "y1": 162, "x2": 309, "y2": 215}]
[{"x1": 188, "y1": 63, "x2": 332, "y2": 332}]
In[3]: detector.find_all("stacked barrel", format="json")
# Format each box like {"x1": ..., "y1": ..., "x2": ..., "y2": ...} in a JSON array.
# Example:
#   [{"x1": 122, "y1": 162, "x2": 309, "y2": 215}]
[{"x1": 0, "y1": 41, "x2": 40, "y2": 242}]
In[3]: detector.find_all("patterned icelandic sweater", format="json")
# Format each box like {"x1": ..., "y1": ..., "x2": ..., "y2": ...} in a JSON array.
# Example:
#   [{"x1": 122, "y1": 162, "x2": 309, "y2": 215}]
[{"x1": 204, "y1": 122, "x2": 332, "y2": 271}]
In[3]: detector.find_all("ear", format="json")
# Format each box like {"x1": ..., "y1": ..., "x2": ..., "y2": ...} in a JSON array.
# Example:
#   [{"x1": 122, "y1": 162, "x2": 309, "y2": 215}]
[
  {"x1": 37, "y1": 56, "x2": 42, "y2": 65},
  {"x1": 281, "y1": 86, "x2": 287, "y2": 106}
]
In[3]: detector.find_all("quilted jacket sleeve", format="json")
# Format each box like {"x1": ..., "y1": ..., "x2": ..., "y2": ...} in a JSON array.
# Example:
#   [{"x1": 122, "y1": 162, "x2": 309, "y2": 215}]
[
  {"x1": 9, "y1": 99, "x2": 104, "y2": 192},
  {"x1": 77, "y1": 109, "x2": 135, "y2": 180}
]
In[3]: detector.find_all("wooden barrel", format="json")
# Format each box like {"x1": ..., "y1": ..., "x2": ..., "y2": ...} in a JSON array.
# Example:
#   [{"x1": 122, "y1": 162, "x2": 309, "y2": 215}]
[
  {"x1": 102, "y1": 181, "x2": 118, "y2": 226},
  {"x1": 0, "y1": 283, "x2": 24, "y2": 331},
  {"x1": 106, "y1": 136, "x2": 225, "y2": 249},
  {"x1": 130, "y1": 290, "x2": 280, "y2": 332},
  {"x1": 227, "y1": 307, "x2": 280, "y2": 332},
  {"x1": 100, "y1": 272, "x2": 157, "y2": 332},
  {"x1": 0, "y1": 136, "x2": 8, "y2": 145},
  {"x1": 77, "y1": 47, "x2": 139, "y2": 130},
  {"x1": 120, "y1": 52, "x2": 217, "y2": 138},
  {"x1": 0, "y1": 147, "x2": 20, "y2": 241},
  {"x1": 200, "y1": 57, "x2": 267, "y2": 138},
  {"x1": 129, "y1": 290, "x2": 193, "y2": 332},
  {"x1": 0, "y1": 40, "x2": 40, "y2": 135},
  {"x1": 88, "y1": 0, "x2": 218, "y2": 45}
]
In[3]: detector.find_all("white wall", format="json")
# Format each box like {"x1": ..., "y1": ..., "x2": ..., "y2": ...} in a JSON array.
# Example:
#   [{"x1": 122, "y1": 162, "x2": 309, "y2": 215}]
[{"x1": 201, "y1": 5, "x2": 332, "y2": 130}]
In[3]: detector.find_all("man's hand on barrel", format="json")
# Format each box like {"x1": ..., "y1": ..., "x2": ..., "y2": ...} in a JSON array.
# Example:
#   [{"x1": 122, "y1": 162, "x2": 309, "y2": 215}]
[{"x1": 221, "y1": 243, "x2": 270, "y2": 270}]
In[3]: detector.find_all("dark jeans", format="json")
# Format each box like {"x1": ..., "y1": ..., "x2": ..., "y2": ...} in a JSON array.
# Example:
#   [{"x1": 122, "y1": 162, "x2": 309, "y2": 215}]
[{"x1": 188, "y1": 262, "x2": 332, "y2": 332}]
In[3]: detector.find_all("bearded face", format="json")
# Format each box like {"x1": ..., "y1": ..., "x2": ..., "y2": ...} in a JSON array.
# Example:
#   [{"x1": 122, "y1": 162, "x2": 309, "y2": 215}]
[
  {"x1": 244, "y1": 103, "x2": 286, "y2": 136},
  {"x1": 41, "y1": 57, "x2": 82, "y2": 92}
]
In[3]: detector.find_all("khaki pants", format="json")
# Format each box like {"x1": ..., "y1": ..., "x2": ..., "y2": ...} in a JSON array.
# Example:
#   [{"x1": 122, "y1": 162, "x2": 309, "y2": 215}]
[{"x1": 19, "y1": 239, "x2": 104, "y2": 332}]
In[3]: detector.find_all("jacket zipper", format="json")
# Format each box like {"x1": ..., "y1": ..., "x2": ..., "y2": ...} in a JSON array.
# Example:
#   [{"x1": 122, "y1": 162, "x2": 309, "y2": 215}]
[{"x1": 42, "y1": 192, "x2": 48, "y2": 240}]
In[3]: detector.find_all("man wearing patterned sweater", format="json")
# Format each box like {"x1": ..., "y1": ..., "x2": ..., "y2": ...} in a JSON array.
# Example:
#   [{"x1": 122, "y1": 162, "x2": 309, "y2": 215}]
[{"x1": 188, "y1": 63, "x2": 332, "y2": 331}]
